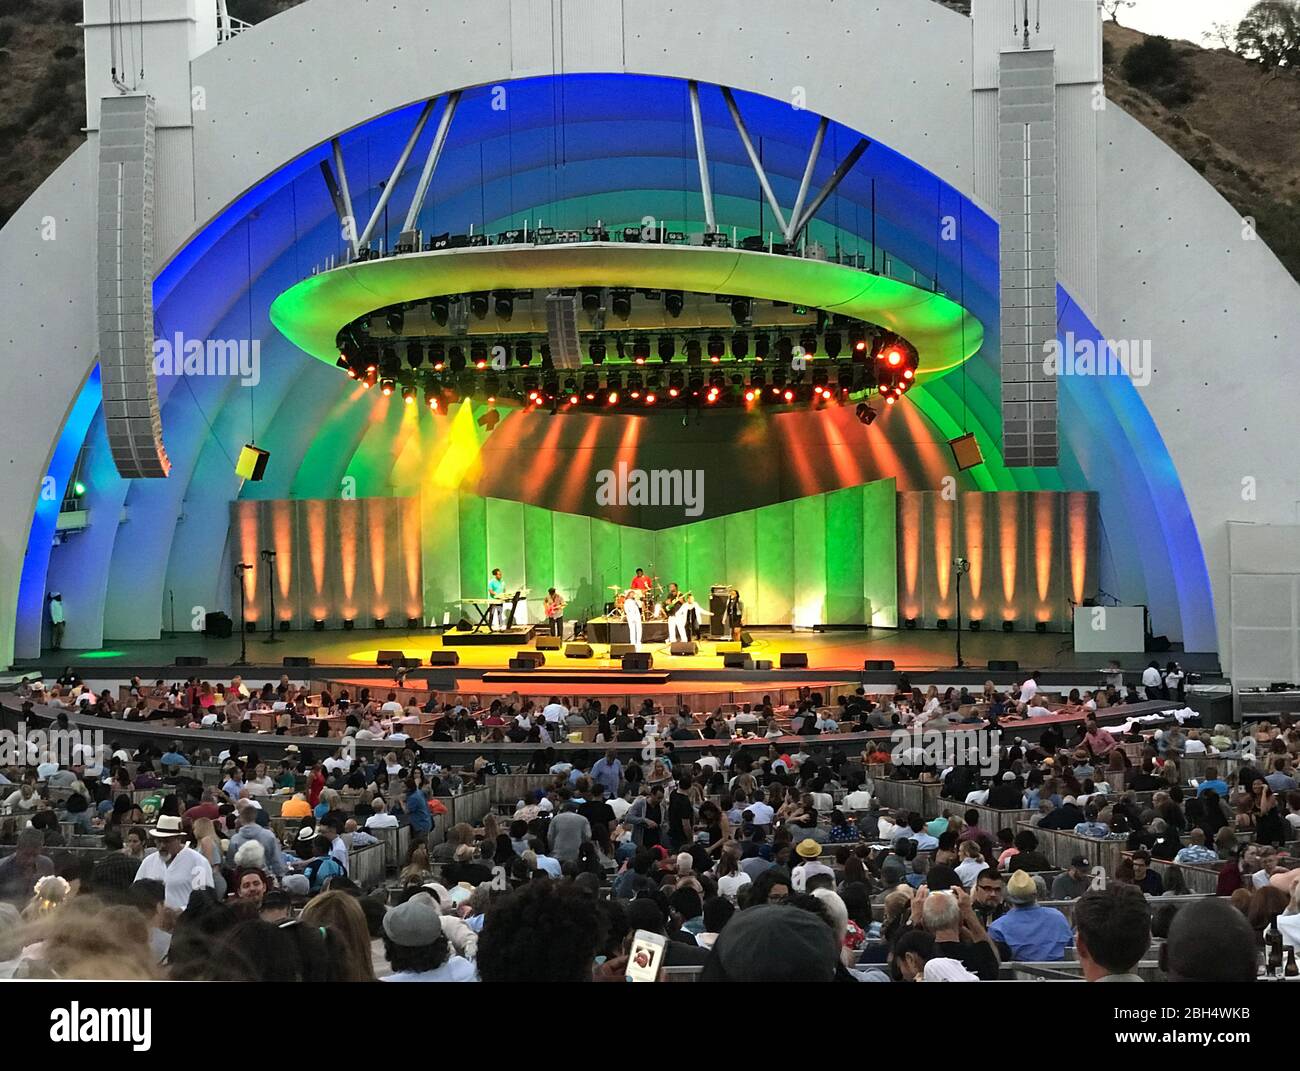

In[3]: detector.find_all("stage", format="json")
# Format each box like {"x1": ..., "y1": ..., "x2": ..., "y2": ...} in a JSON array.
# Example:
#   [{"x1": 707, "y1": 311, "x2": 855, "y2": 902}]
[{"x1": 16, "y1": 626, "x2": 1222, "y2": 686}]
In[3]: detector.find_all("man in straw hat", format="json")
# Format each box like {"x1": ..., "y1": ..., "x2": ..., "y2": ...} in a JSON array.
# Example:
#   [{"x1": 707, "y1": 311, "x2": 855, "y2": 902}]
[
  {"x1": 987, "y1": 867, "x2": 1073, "y2": 962},
  {"x1": 132, "y1": 815, "x2": 213, "y2": 911}
]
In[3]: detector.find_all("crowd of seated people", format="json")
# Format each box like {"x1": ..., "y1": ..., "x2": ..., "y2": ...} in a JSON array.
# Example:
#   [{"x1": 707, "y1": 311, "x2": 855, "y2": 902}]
[{"x1": 0, "y1": 668, "x2": 1295, "y2": 981}]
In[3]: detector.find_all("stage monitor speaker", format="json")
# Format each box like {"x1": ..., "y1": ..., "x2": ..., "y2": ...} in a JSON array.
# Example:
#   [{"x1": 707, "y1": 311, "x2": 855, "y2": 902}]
[
  {"x1": 988, "y1": 659, "x2": 1019, "y2": 672},
  {"x1": 508, "y1": 658, "x2": 538, "y2": 671},
  {"x1": 670, "y1": 642, "x2": 698, "y2": 656},
  {"x1": 376, "y1": 650, "x2": 405, "y2": 667},
  {"x1": 283, "y1": 657, "x2": 314, "y2": 668},
  {"x1": 427, "y1": 651, "x2": 460, "y2": 666},
  {"x1": 611, "y1": 643, "x2": 639, "y2": 657},
  {"x1": 723, "y1": 653, "x2": 753, "y2": 669},
  {"x1": 203, "y1": 611, "x2": 233, "y2": 638},
  {"x1": 864, "y1": 659, "x2": 895, "y2": 672},
  {"x1": 716, "y1": 641, "x2": 741, "y2": 654},
  {"x1": 566, "y1": 643, "x2": 594, "y2": 659},
  {"x1": 780, "y1": 652, "x2": 808, "y2": 669},
  {"x1": 175, "y1": 656, "x2": 208, "y2": 667},
  {"x1": 948, "y1": 432, "x2": 984, "y2": 472},
  {"x1": 455, "y1": 618, "x2": 473, "y2": 631},
  {"x1": 622, "y1": 652, "x2": 653, "y2": 671},
  {"x1": 753, "y1": 659, "x2": 772, "y2": 671},
  {"x1": 535, "y1": 636, "x2": 563, "y2": 650},
  {"x1": 740, "y1": 631, "x2": 754, "y2": 648},
  {"x1": 514, "y1": 651, "x2": 545, "y2": 666},
  {"x1": 235, "y1": 443, "x2": 270, "y2": 481},
  {"x1": 1147, "y1": 634, "x2": 1172, "y2": 653},
  {"x1": 398, "y1": 657, "x2": 423, "y2": 669}
]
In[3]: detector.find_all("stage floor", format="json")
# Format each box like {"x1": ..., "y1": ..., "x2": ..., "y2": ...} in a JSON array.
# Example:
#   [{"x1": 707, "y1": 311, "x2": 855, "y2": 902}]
[{"x1": 16, "y1": 626, "x2": 1222, "y2": 680}]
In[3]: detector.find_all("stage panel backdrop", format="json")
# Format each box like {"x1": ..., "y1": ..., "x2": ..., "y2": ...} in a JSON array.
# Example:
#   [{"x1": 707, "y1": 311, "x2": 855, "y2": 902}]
[
  {"x1": 896, "y1": 490, "x2": 1099, "y2": 632},
  {"x1": 232, "y1": 480, "x2": 899, "y2": 629}
]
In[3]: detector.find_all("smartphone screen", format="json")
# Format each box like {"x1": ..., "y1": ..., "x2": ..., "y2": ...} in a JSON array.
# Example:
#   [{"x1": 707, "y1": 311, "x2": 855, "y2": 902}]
[{"x1": 625, "y1": 929, "x2": 669, "y2": 982}]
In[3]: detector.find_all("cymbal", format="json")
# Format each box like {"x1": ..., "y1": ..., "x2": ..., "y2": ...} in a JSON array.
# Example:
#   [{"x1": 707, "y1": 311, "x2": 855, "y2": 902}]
[{"x1": 608, "y1": 584, "x2": 623, "y2": 590}]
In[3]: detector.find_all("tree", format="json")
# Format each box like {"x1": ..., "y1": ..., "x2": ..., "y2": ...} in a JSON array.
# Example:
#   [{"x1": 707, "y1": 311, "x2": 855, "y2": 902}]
[
  {"x1": 1121, "y1": 36, "x2": 1196, "y2": 108},
  {"x1": 1202, "y1": 22, "x2": 1238, "y2": 50},
  {"x1": 1235, "y1": 0, "x2": 1300, "y2": 68},
  {"x1": 1100, "y1": 0, "x2": 1135, "y2": 24}
]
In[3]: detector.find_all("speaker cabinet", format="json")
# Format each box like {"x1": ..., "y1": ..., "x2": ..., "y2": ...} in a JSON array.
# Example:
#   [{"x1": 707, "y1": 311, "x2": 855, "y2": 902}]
[
  {"x1": 203, "y1": 611, "x2": 233, "y2": 639},
  {"x1": 282, "y1": 657, "x2": 314, "y2": 668},
  {"x1": 753, "y1": 659, "x2": 772, "y2": 671},
  {"x1": 376, "y1": 650, "x2": 405, "y2": 667},
  {"x1": 514, "y1": 651, "x2": 545, "y2": 666},
  {"x1": 864, "y1": 659, "x2": 895, "y2": 672},
  {"x1": 535, "y1": 636, "x2": 563, "y2": 650},
  {"x1": 508, "y1": 658, "x2": 538, "y2": 671},
  {"x1": 565, "y1": 643, "x2": 594, "y2": 658},
  {"x1": 669, "y1": 642, "x2": 698, "y2": 656},
  {"x1": 610, "y1": 644, "x2": 636, "y2": 657},
  {"x1": 175, "y1": 656, "x2": 208, "y2": 667},
  {"x1": 780, "y1": 652, "x2": 808, "y2": 668},
  {"x1": 740, "y1": 631, "x2": 754, "y2": 648},
  {"x1": 723, "y1": 653, "x2": 753, "y2": 669},
  {"x1": 427, "y1": 651, "x2": 460, "y2": 666},
  {"x1": 988, "y1": 659, "x2": 1020, "y2": 672},
  {"x1": 622, "y1": 652, "x2": 653, "y2": 671}
]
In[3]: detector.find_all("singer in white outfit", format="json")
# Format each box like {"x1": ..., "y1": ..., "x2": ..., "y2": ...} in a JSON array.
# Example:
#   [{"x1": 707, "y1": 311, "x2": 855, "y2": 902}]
[
  {"x1": 665, "y1": 583, "x2": 688, "y2": 644},
  {"x1": 624, "y1": 588, "x2": 643, "y2": 649}
]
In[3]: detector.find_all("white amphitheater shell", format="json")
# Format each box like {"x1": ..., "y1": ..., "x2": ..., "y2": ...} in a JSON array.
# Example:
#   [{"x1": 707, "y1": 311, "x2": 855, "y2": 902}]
[{"x1": 0, "y1": 0, "x2": 1297, "y2": 688}]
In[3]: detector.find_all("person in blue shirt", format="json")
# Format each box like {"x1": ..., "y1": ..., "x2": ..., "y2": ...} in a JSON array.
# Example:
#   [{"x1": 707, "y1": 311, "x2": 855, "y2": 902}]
[
  {"x1": 988, "y1": 869, "x2": 1074, "y2": 961},
  {"x1": 160, "y1": 744, "x2": 190, "y2": 768},
  {"x1": 590, "y1": 750, "x2": 623, "y2": 800},
  {"x1": 1195, "y1": 766, "x2": 1229, "y2": 798},
  {"x1": 403, "y1": 779, "x2": 432, "y2": 839}
]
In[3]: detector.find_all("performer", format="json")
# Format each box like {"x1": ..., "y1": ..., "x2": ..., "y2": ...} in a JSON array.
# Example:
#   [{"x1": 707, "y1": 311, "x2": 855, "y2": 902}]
[
  {"x1": 624, "y1": 586, "x2": 643, "y2": 650},
  {"x1": 487, "y1": 568, "x2": 506, "y2": 631},
  {"x1": 682, "y1": 591, "x2": 702, "y2": 641},
  {"x1": 543, "y1": 587, "x2": 566, "y2": 638},
  {"x1": 664, "y1": 583, "x2": 688, "y2": 644},
  {"x1": 725, "y1": 587, "x2": 744, "y2": 642}
]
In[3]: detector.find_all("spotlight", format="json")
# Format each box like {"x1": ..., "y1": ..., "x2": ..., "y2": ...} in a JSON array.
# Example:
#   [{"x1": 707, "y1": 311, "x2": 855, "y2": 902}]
[
  {"x1": 312, "y1": 619, "x2": 325, "y2": 631},
  {"x1": 663, "y1": 290, "x2": 684, "y2": 318},
  {"x1": 969, "y1": 619, "x2": 982, "y2": 632},
  {"x1": 838, "y1": 366, "x2": 854, "y2": 391},
  {"x1": 855, "y1": 402, "x2": 878, "y2": 425},
  {"x1": 385, "y1": 307, "x2": 404, "y2": 334},
  {"x1": 1002, "y1": 620, "x2": 1015, "y2": 633},
  {"x1": 800, "y1": 332, "x2": 818, "y2": 356},
  {"x1": 73, "y1": 480, "x2": 86, "y2": 496},
  {"x1": 658, "y1": 334, "x2": 675, "y2": 362},
  {"x1": 685, "y1": 338, "x2": 702, "y2": 363},
  {"x1": 588, "y1": 337, "x2": 606, "y2": 364},
  {"x1": 1034, "y1": 621, "x2": 1048, "y2": 634},
  {"x1": 610, "y1": 289, "x2": 633, "y2": 320},
  {"x1": 580, "y1": 287, "x2": 603, "y2": 315},
  {"x1": 279, "y1": 619, "x2": 290, "y2": 633},
  {"x1": 731, "y1": 332, "x2": 749, "y2": 359},
  {"x1": 515, "y1": 339, "x2": 533, "y2": 366},
  {"x1": 469, "y1": 292, "x2": 490, "y2": 319},
  {"x1": 374, "y1": 617, "x2": 386, "y2": 629},
  {"x1": 342, "y1": 618, "x2": 355, "y2": 630},
  {"x1": 707, "y1": 334, "x2": 725, "y2": 361},
  {"x1": 730, "y1": 296, "x2": 751, "y2": 324},
  {"x1": 401, "y1": 384, "x2": 416, "y2": 404},
  {"x1": 936, "y1": 618, "x2": 950, "y2": 631},
  {"x1": 776, "y1": 335, "x2": 793, "y2": 361},
  {"x1": 824, "y1": 332, "x2": 842, "y2": 358},
  {"x1": 407, "y1": 617, "x2": 422, "y2": 629},
  {"x1": 470, "y1": 340, "x2": 488, "y2": 368},
  {"x1": 430, "y1": 295, "x2": 450, "y2": 326},
  {"x1": 428, "y1": 341, "x2": 445, "y2": 370},
  {"x1": 754, "y1": 333, "x2": 770, "y2": 361},
  {"x1": 380, "y1": 379, "x2": 395, "y2": 396},
  {"x1": 380, "y1": 346, "x2": 400, "y2": 378},
  {"x1": 424, "y1": 388, "x2": 440, "y2": 411},
  {"x1": 405, "y1": 341, "x2": 424, "y2": 368},
  {"x1": 904, "y1": 617, "x2": 918, "y2": 630},
  {"x1": 493, "y1": 290, "x2": 514, "y2": 320},
  {"x1": 632, "y1": 336, "x2": 650, "y2": 363},
  {"x1": 448, "y1": 345, "x2": 465, "y2": 372}
]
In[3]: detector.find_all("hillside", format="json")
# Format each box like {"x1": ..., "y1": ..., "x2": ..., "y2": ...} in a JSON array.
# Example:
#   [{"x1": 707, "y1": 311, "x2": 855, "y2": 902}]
[{"x1": 1, "y1": 2, "x2": 1297, "y2": 281}]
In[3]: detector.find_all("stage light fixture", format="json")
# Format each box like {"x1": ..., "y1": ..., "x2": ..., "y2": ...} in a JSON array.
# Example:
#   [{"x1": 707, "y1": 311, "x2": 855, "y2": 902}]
[
  {"x1": 511, "y1": 339, "x2": 531, "y2": 367},
  {"x1": 588, "y1": 337, "x2": 606, "y2": 364},
  {"x1": 470, "y1": 341, "x2": 488, "y2": 369},
  {"x1": 469, "y1": 292, "x2": 490, "y2": 319},
  {"x1": 1002, "y1": 620, "x2": 1015, "y2": 632},
  {"x1": 658, "y1": 334, "x2": 675, "y2": 362},
  {"x1": 753, "y1": 333, "x2": 770, "y2": 361},
  {"x1": 730, "y1": 296, "x2": 752, "y2": 324},
  {"x1": 336, "y1": 356, "x2": 353, "y2": 374},
  {"x1": 685, "y1": 338, "x2": 702, "y2": 363},
  {"x1": 969, "y1": 619, "x2": 982, "y2": 632},
  {"x1": 380, "y1": 379, "x2": 395, "y2": 396},
  {"x1": 401, "y1": 384, "x2": 416, "y2": 404},
  {"x1": 904, "y1": 617, "x2": 918, "y2": 630},
  {"x1": 424, "y1": 388, "x2": 440, "y2": 411},
  {"x1": 800, "y1": 332, "x2": 818, "y2": 356},
  {"x1": 380, "y1": 346, "x2": 400, "y2": 378},
  {"x1": 936, "y1": 618, "x2": 950, "y2": 630},
  {"x1": 838, "y1": 366, "x2": 854, "y2": 391},
  {"x1": 407, "y1": 617, "x2": 422, "y2": 629},
  {"x1": 373, "y1": 618, "x2": 386, "y2": 629},
  {"x1": 430, "y1": 295, "x2": 450, "y2": 326},
  {"x1": 580, "y1": 287, "x2": 603, "y2": 315},
  {"x1": 782, "y1": 388, "x2": 794, "y2": 402},
  {"x1": 664, "y1": 290, "x2": 684, "y2": 318},
  {"x1": 775, "y1": 335, "x2": 793, "y2": 361},
  {"x1": 385, "y1": 307, "x2": 404, "y2": 334},
  {"x1": 731, "y1": 332, "x2": 749, "y2": 359},
  {"x1": 1035, "y1": 621, "x2": 1048, "y2": 634},
  {"x1": 707, "y1": 334, "x2": 725, "y2": 361},
  {"x1": 312, "y1": 619, "x2": 325, "y2": 631},
  {"x1": 342, "y1": 618, "x2": 355, "y2": 630},
  {"x1": 493, "y1": 290, "x2": 514, "y2": 320},
  {"x1": 824, "y1": 332, "x2": 842, "y2": 358},
  {"x1": 405, "y1": 341, "x2": 424, "y2": 368},
  {"x1": 582, "y1": 371, "x2": 600, "y2": 395},
  {"x1": 632, "y1": 336, "x2": 650, "y2": 364},
  {"x1": 448, "y1": 345, "x2": 466, "y2": 372},
  {"x1": 855, "y1": 402, "x2": 877, "y2": 425},
  {"x1": 428, "y1": 341, "x2": 445, "y2": 370},
  {"x1": 610, "y1": 289, "x2": 633, "y2": 320}
]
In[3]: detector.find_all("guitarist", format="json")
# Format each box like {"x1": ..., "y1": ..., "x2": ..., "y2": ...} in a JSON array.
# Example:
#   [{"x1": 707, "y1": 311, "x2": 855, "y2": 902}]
[{"x1": 664, "y1": 582, "x2": 688, "y2": 645}]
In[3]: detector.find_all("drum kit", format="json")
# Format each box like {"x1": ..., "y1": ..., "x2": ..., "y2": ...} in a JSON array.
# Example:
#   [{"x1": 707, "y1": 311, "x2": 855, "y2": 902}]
[{"x1": 606, "y1": 574, "x2": 668, "y2": 619}]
